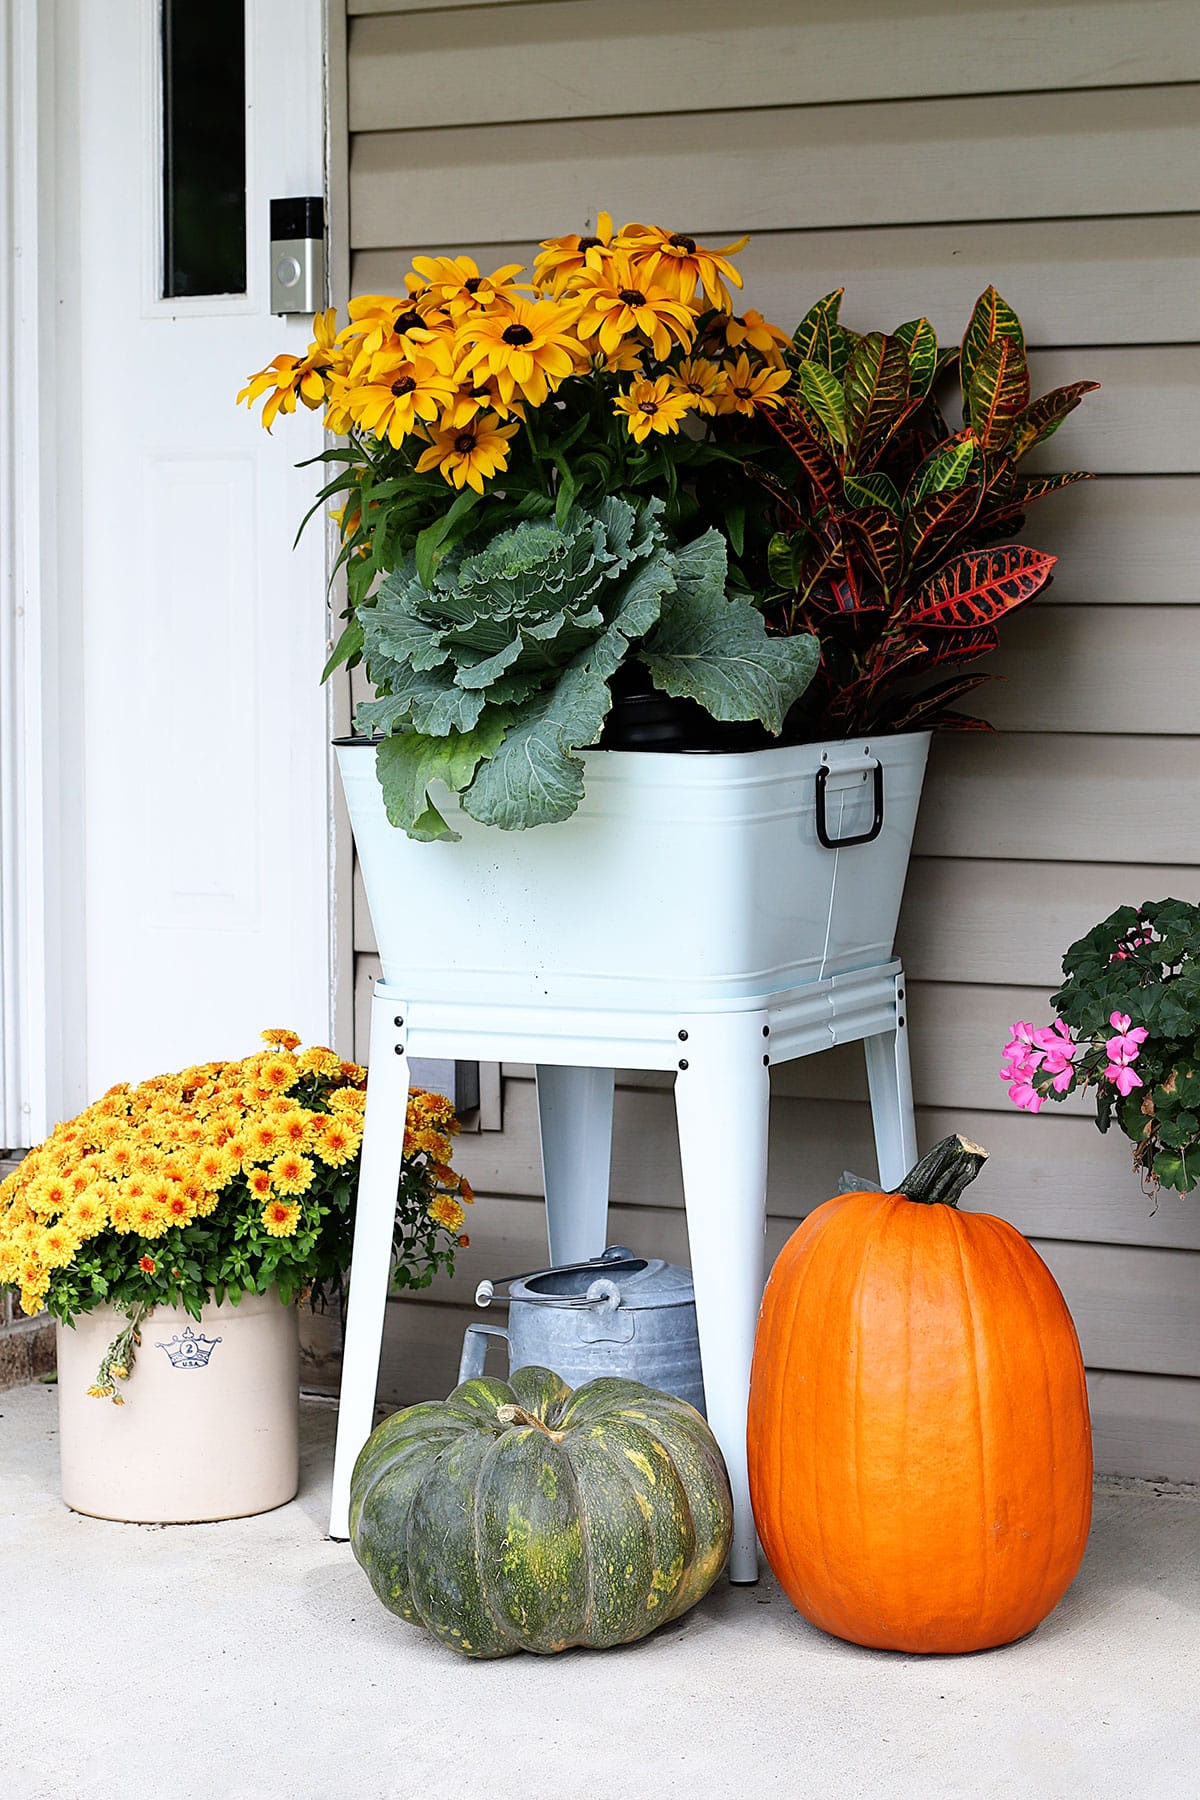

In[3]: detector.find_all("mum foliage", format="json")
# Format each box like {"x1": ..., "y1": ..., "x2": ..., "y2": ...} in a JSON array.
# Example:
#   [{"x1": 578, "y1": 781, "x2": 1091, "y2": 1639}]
[
  {"x1": 0, "y1": 1032, "x2": 473, "y2": 1395},
  {"x1": 1002, "y1": 901, "x2": 1200, "y2": 1197},
  {"x1": 358, "y1": 498, "x2": 818, "y2": 836}
]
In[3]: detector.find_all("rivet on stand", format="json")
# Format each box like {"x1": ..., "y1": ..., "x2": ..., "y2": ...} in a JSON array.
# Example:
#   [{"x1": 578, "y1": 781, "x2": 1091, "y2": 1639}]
[
  {"x1": 678, "y1": 1058, "x2": 689, "y2": 1070},
  {"x1": 762, "y1": 1025, "x2": 770, "y2": 1037},
  {"x1": 394, "y1": 1015, "x2": 404, "y2": 1027},
  {"x1": 678, "y1": 1029, "x2": 689, "y2": 1041},
  {"x1": 394, "y1": 1044, "x2": 405, "y2": 1056},
  {"x1": 763, "y1": 1054, "x2": 770, "y2": 1066}
]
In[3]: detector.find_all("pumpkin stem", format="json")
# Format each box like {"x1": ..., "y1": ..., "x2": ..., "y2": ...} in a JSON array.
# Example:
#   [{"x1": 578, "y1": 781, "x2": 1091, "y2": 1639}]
[
  {"x1": 895, "y1": 1133, "x2": 988, "y2": 1208},
  {"x1": 496, "y1": 1403, "x2": 566, "y2": 1443}
]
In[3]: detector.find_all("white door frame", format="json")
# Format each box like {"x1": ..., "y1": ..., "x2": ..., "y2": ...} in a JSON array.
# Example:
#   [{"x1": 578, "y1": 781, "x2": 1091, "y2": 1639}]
[
  {"x1": 0, "y1": 0, "x2": 85, "y2": 1146},
  {"x1": 0, "y1": 0, "x2": 340, "y2": 1143}
]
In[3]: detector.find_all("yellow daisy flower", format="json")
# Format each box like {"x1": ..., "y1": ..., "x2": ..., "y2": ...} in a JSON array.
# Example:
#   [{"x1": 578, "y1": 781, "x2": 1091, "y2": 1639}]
[
  {"x1": 667, "y1": 356, "x2": 724, "y2": 416},
  {"x1": 454, "y1": 294, "x2": 583, "y2": 408},
  {"x1": 714, "y1": 352, "x2": 789, "y2": 416},
  {"x1": 347, "y1": 351, "x2": 458, "y2": 450},
  {"x1": 261, "y1": 1029, "x2": 302, "y2": 1051},
  {"x1": 297, "y1": 1048, "x2": 343, "y2": 1078},
  {"x1": 532, "y1": 209, "x2": 617, "y2": 295},
  {"x1": 704, "y1": 309, "x2": 790, "y2": 364},
  {"x1": 613, "y1": 375, "x2": 695, "y2": 444},
  {"x1": 616, "y1": 224, "x2": 748, "y2": 311},
  {"x1": 414, "y1": 416, "x2": 521, "y2": 495},
  {"x1": 408, "y1": 255, "x2": 525, "y2": 321},
  {"x1": 573, "y1": 251, "x2": 696, "y2": 363}
]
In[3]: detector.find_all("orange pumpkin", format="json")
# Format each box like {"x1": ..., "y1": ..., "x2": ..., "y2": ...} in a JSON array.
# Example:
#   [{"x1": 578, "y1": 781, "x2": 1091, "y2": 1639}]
[{"x1": 748, "y1": 1135, "x2": 1092, "y2": 1653}]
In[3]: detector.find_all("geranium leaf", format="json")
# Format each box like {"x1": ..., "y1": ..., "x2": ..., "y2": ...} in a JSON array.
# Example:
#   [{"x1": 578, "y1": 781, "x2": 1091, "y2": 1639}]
[{"x1": 907, "y1": 545, "x2": 1057, "y2": 630}]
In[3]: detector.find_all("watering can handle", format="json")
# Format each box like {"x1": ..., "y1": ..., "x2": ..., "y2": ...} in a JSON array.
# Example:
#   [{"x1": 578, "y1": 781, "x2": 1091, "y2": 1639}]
[
  {"x1": 473, "y1": 1246, "x2": 636, "y2": 1308},
  {"x1": 458, "y1": 1322, "x2": 508, "y2": 1383}
]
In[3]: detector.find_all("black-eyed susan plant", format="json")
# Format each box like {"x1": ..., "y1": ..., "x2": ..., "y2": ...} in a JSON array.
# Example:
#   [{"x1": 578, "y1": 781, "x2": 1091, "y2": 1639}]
[
  {"x1": 238, "y1": 214, "x2": 819, "y2": 835},
  {"x1": 0, "y1": 1031, "x2": 473, "y2": 1399}
]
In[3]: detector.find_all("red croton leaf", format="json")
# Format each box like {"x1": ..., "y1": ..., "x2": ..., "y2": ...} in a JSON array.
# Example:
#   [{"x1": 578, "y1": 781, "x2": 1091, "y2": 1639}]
[
  {"x1": 763, "y1": 398, "x2": 841, "y2": 508},
  {"x1": 900, "y1": 625, "x2": 1000, "y2": 672},
  {"x1": 907, "y1": 545, "x2": 1056, "y2": 631}
]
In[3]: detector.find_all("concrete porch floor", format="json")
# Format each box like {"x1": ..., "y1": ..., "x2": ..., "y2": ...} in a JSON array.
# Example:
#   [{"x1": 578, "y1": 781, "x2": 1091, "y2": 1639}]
[{"x1": 2, "y1": 1384, "x2": 1196, "y2": 1800}]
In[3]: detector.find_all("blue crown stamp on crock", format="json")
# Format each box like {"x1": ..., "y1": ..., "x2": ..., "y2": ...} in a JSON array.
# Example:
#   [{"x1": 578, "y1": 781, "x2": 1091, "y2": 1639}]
[{"x1": 156, "y1": 1327, "x2": 222, "y2": 1369}]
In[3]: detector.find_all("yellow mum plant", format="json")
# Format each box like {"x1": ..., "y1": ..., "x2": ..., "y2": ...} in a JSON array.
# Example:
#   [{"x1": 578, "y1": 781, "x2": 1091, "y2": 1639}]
[{"x1": 0, "y1": 1031, "x2": 473, "y2": 1399}]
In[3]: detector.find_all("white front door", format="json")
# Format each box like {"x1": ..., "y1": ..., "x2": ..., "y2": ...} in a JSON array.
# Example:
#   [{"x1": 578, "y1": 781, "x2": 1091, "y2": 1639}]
[{"x1": 55, "y1": 0, "x2": 332, "y2": 1104}]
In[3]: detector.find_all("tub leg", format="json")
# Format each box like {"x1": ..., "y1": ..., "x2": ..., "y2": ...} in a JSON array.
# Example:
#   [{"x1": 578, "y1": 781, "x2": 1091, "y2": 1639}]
[
  {"x1": 864, "y1": 968, "x2": 918, "y2": 1189},
  {"x1": 536, "y1": 1064, "x2": 615, "y2": 1265},
  {"x1": 328, "y1": 997, "x2": 411, "y2": 1540},
  {"x1": 674, "y1": 1011, "x2": 770, "y2": 1583}
]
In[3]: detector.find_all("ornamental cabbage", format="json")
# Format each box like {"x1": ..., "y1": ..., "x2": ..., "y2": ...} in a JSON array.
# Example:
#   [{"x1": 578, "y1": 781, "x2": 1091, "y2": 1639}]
[{"x1": 357, "y1": 498, "x2": 818, "y2": 837}]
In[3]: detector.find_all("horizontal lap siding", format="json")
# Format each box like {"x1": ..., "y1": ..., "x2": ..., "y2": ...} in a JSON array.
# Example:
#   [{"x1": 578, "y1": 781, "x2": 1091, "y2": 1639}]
[{"x1": 339, "y1": 1, "x2": 1200, "y2": 1477}]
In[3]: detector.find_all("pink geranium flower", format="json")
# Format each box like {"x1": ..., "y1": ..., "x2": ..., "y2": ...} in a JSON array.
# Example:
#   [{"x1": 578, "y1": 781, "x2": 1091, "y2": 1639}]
[
  {"x1": 1104, "y1": 1062, "x2": 1144, "y2": 1097},
  {"x1": 1007, "y1": 1075, "x2": 1044, "y2": 1113},
  {"x1": 1105, "y1": 1011, "x2": 1148, "y2": 1065}
]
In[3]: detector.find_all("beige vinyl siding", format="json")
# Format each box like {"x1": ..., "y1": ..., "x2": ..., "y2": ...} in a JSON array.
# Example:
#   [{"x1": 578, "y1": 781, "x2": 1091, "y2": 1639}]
[{"x1": 329, "y1": 0, "x2": 1200, "y2": 1481}]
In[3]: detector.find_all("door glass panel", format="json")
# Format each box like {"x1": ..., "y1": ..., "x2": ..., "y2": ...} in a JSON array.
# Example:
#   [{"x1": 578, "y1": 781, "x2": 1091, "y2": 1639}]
[{"x1": 161, "y1": 0, "x2": 247, "y2": 297}]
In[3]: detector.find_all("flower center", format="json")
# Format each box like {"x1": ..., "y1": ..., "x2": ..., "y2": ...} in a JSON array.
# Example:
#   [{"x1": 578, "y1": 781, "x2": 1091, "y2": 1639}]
[
  {"x1": 669, "y1": 234, "x2": 697, "y2": 253},
  {"x1": 463, "y1": 277, "x2": 482, "y2": 293},
  {"x1": 640, "y1": 401, "x2": 659, "y2": 416},
  {"x1": 619, "y1": 288, "x2": 646, "y2": 307},
  {"x1": 393, "y1": 310, "x2": 424, "y2": 334},
  {"x1": 578, "y1": 236, "x2": 601, "y2": 251},
  {"x1": 733, "y1": 385, "x2": 753, "y2": 399},
  {"x1": 502, "y1": 323, "x2": 534, "y2": 346},
  {"x1": 454, "y1": 432, "x2": 477, "y2": 454},
  {"x1": 391, "y1": 376, "x2": 417, "y2": 396}
]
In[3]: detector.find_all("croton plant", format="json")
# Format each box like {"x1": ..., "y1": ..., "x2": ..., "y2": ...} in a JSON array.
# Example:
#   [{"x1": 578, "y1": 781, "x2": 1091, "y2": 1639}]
[{"x1": 749, "y1": 286, "x2": 1099, "y2": 738}]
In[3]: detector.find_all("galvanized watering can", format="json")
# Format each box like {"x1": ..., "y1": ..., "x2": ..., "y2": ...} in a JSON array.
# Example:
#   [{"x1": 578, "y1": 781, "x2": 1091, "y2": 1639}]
[{"x1": 457, "y1": 1244, "x2": 706, "y2": 1415}]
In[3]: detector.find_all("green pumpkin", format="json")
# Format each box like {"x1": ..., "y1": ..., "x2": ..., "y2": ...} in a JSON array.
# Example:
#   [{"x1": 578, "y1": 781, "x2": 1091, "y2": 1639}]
[{"x1": 349, "y1": 1365, "x2": 733, "y2": 1658}]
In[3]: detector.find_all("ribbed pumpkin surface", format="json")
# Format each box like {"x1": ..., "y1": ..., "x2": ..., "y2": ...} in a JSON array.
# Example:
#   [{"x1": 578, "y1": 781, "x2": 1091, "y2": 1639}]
[
  {"x1": 351, "y1": 1364, "x2": 732, "y2": 1658},
  {"x1": 748, "y1": 1182, "x2": 1093, "y2": 1654}
]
